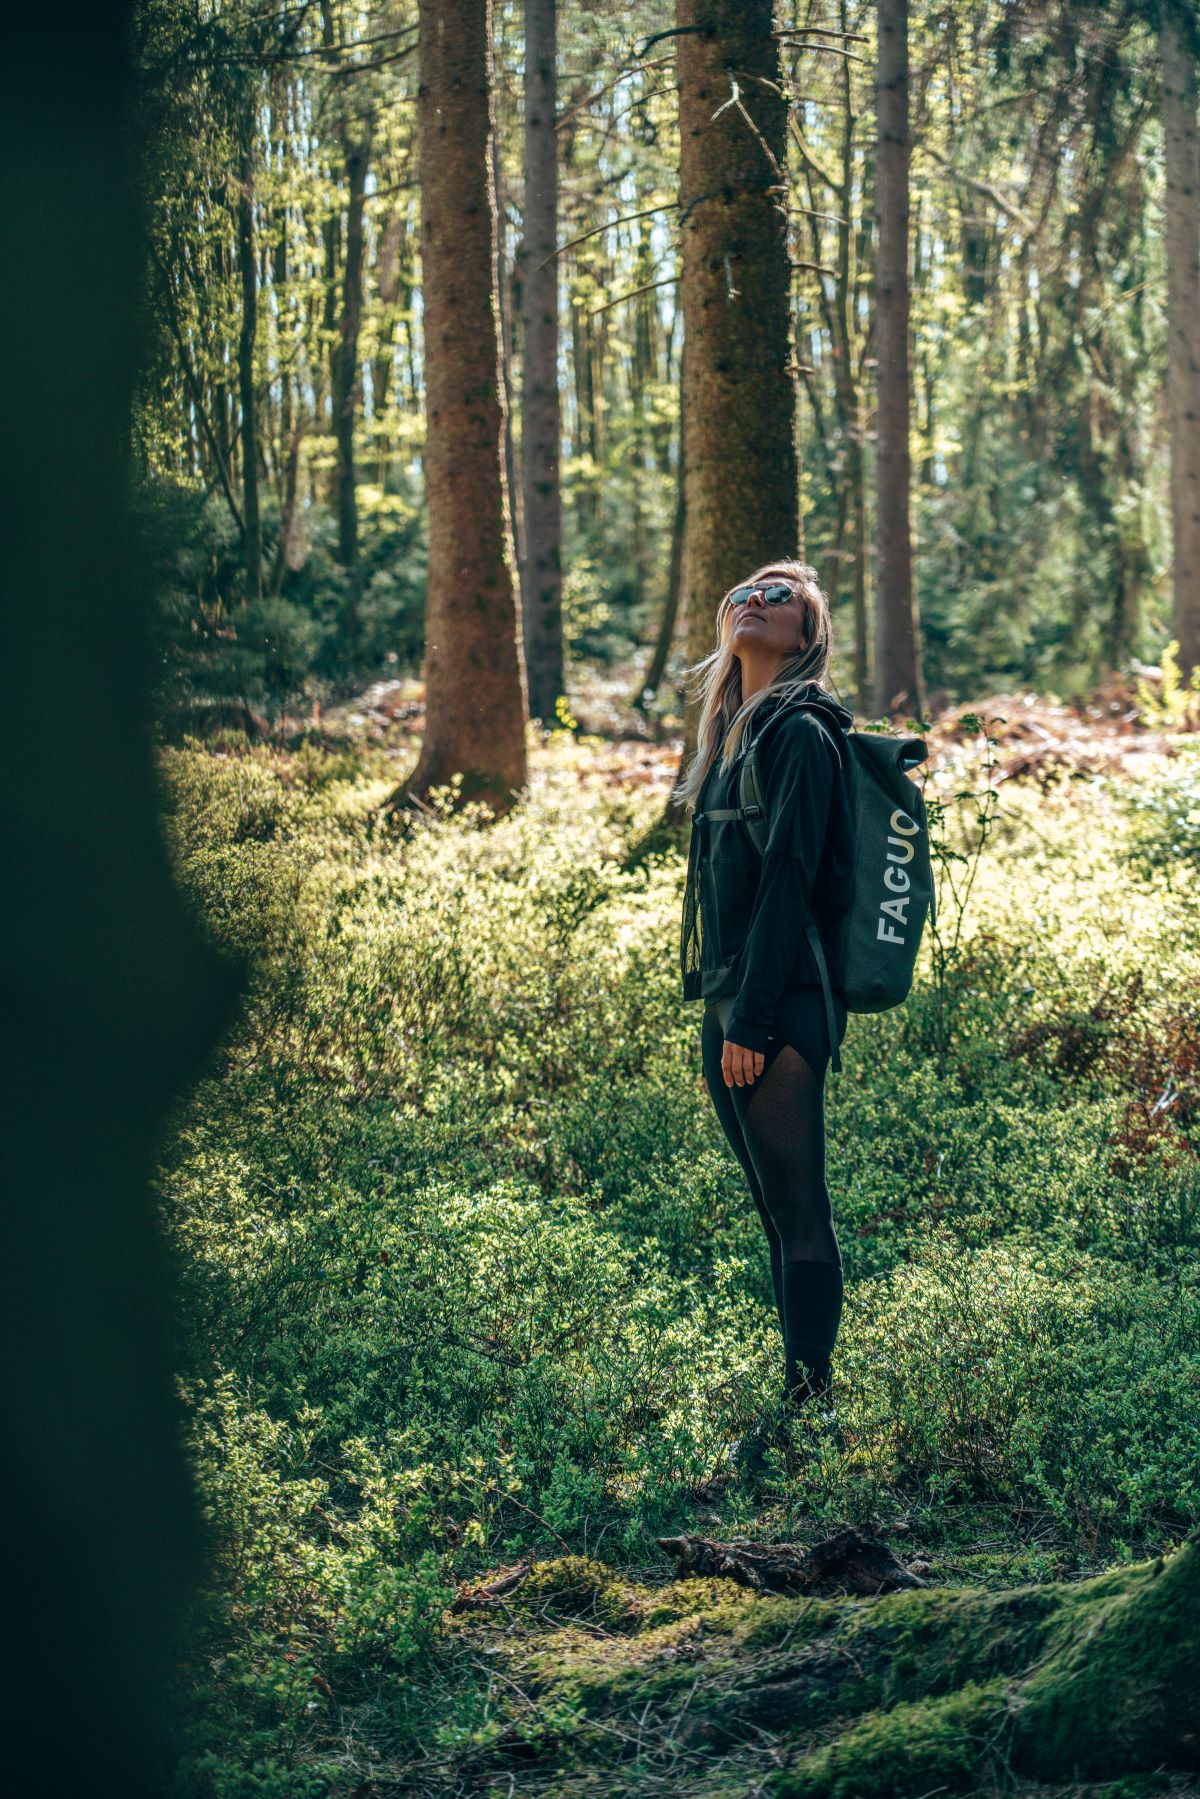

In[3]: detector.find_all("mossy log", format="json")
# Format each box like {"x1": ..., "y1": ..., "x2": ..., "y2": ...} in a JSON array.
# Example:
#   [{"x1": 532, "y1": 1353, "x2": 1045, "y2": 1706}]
[
  {"x1": 777, "y1": 1529, "x2": 1200, "y2": 1794},
  {"x1": 447, "y1": 1533, "x2": 1200, "y2": 1795}
]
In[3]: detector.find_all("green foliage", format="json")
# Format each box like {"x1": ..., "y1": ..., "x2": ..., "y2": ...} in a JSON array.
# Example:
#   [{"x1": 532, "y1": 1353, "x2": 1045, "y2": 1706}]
[
  {"x1": 1120, "y1": 737, "x2": 1200, "y2": 875},
  {"x1": 847, "y1": 1237, "x2": 1200, "y2": 1543},
  {"x1": 1136, "y1": 640, "x2": 1200, "y2": 732},
  {"x1": 159, "y1": 728, "x2": 1200, "y2": 1792},
  {"x1": 140, "y1": 478, "x2": 428, "y2": 718}
]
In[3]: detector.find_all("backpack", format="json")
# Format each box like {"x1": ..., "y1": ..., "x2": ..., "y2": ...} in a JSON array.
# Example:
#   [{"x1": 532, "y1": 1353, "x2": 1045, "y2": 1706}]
[{"x1": 706, "y1": 700, "x2": 936, "y2": 1074}]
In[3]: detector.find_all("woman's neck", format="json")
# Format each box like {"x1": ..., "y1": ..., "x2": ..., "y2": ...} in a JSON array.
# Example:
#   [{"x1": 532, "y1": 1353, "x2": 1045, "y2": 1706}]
[{"x1": 738, "y1": 653, "x2": 785, "y2": 701}]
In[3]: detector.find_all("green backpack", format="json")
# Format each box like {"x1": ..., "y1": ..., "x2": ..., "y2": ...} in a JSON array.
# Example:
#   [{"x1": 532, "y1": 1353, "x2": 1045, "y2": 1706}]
[{"x1": 708, "y1": 701, "x2": 936, "y2": 1074}]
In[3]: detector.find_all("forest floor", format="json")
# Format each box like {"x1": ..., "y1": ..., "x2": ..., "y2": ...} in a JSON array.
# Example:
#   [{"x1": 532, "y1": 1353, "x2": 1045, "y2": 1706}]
[
  {"x1": 312, "y1": 651, "x2": 1191, "y2": 795},
  {"x1": 164, "y1": 656, "x2": 1200, "y2": 1799}
]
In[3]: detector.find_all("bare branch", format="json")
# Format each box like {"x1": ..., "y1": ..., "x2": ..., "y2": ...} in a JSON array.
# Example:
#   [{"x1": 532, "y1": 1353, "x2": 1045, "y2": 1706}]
[
  {"x1": 918, "y1": 142, "x2": 1038, "y2": 236},
  {"x1": 589, "y1": 273, "x2": 678, "y2": 317},
  {"x1": 534, "y1": 201, "x2": 676, "y2": 272}
]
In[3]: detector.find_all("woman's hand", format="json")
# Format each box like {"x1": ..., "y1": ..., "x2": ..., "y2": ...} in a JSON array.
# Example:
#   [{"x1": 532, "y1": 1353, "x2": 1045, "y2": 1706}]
[{"x1": 722, "y1": 1038, "x2": 765, "y2": 1087}]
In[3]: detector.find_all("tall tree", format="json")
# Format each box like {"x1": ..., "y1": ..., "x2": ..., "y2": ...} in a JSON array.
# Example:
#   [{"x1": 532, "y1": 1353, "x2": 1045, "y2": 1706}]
[
  {"x1": 520, "y1": 0, "x2": 565, "y2": 722},
  {"x1": 790, "y1": 0, "x2": 875, "y2": 711},
  {"x1": 321, "y1": 0, "x2": 373, "y2": 595},
  {"x1": 1162, "y1": 0, "x2": 1200, "y2": 677},
  {"x1": 394, "y1": 0, "x2": 527, "y2": 814},
  {"x1": 874, "y1": 0, "x2": 924, "y2": 716},
  {"x1": 332, "y1": 124, "x2": 371, "y2": 574},
  {"x1": 493, "y1": 129, "x2": 525, "y2": 597},
  {"x1": 236, "y1": 104, "x2": 263, "y2": 597},
  {"x1": 633, "y1": 346, "x2": 686, "y2": 713},
  {"x1": 674, "y1": 0, "x2": 799, "y2": 756}
]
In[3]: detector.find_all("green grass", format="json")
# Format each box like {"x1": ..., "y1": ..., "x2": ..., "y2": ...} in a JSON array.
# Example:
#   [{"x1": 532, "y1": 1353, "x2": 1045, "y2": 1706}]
[{"x1": 159, "y1": 717, "x2": 1200, "y2": 1796}]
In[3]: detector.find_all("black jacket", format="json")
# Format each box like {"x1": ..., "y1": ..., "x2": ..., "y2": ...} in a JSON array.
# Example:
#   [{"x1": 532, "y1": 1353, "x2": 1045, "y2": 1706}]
[{"x1": 680, "y1": 684, "x2": 856, "y2": 1053}]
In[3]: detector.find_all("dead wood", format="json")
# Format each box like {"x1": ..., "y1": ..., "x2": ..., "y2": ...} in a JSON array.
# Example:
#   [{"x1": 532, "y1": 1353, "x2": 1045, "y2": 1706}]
[
  {"x1": 656, "y1": 1524, "x2": 926, "y2": 1596},
  {"x1": 451, "y1": 1558, "x2": 534, "y2": 1612}
]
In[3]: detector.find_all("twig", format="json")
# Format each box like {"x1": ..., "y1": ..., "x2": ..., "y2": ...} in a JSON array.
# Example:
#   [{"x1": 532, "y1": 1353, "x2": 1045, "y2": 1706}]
[
  {"x1": 589, "y1": 274, "x2": 679, "y2": 318},
  {"x1": 534, "y1": 200, "x2": 677, "y2": 271}
]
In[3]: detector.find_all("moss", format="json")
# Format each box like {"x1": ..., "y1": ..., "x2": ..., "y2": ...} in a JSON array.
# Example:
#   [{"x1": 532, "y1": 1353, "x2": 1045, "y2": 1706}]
[
  {"x1": 775, "y1": 1679, "x2": 1006, "y2": 1798},
  {"x1": 630, "y1": 1574, "x2": 767, "y2": 1630},
  {"x1": 736, "y1": 1593, "x2": 842, "y2": 1651},
  {"x1": 517, "y1": 1555, "x2": 643, "y2": 1631},
  {"x1": 1012, "y1": 1538, "x2": 1200, "y2": 1776},
  {"x1": 460, "y1": 1544, "x2": 1199, "y2": 1796},
  {"x1": 843, "y1": 1579, "x2": 1066, "y2": 1705}
]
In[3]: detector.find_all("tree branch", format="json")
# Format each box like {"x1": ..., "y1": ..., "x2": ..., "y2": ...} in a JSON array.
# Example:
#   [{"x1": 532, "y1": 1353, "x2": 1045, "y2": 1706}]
[{"x1": 918, "y1": 141, "x2": 1038, "y2": 235}]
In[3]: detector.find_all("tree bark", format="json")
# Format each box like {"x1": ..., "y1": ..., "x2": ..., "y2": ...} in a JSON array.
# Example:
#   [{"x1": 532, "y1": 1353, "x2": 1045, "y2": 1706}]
[
  {"x1": 371, "y1": 209, "x2": 407, "y2": 483},
  {"x1": 659, "y1": 1526, "x2": 924, "y2": 1596},
  {"x1": 873, "y1": 0, "x2": 924, "y2": 718},
  {"x1": 635, "y1": 334, "x2": 687, "y2": 716},
  {"x1": 332, "y1": 121, "x2": 371, "y2": 587},
  {"x1": 391, "y1": 0, "x2": 527, "y2": 816},
  {"x1": 634, "y1": 451, "x2": 686, "y2": 712},
  {"x1": 520, "y1": 0, "x2": 565, "y2": 724},
  {"x1": 829, "y1": 151, "x2": 869, "y2": 716},
  {"x1": 674, "y1": 0, "x2": 799, "y2": 760},
  {"x1": 799, "y1": 2, "x2": 871, "y2": 713},
  {"x1": 236, "y1": 112, "x2": 262, "y2": 598},
  {"x1": 493, "y1": 130, "x2": 525, "y2": 610},
  {"x1": 1162, "y1": 0, "x2": 1200, "y2": 677}
]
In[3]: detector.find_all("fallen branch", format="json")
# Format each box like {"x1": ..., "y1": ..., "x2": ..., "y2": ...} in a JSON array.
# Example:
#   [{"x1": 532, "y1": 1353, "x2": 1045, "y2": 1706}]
[
  {"x1": 657, "y1": 1524, "x2": 925, "y2": 1596},
  {"x1": 451, "y1": 1558, "x2": 534, "y2": 1612}
]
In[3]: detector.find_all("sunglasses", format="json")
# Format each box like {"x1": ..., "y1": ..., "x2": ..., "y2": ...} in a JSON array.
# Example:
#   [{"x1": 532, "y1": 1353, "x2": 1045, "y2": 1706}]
[{"x1": 728, "y1": 581, "x2": 793, "y2": 608}]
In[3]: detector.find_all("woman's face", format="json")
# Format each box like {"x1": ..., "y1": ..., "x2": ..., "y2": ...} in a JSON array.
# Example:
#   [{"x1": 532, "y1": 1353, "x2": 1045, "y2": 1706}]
[{"x1": 725, "y1": 573, "x2": 807, "y2": 663}]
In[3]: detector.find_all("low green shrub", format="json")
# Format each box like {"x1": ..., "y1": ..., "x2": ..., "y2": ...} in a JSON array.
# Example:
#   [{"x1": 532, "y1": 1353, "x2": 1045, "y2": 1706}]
[{"x1": 158, "y1": 727, "x2": 1200, "y2": 1792}]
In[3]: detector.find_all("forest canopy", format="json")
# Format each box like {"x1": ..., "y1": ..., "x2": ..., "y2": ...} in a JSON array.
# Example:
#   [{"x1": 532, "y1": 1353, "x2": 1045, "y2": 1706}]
[{"x1": 136, "y1": 0, "x2": 1188, "y2": 721}]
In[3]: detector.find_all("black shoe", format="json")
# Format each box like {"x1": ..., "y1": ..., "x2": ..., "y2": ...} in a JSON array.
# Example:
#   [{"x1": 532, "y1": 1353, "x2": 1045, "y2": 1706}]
[
  {"x1": 731, "y1": 1401, "x2": 790, "y2": 1479},
  {"x1": 782, "y1": 1388, "x2": 844, "y2": 1456}
]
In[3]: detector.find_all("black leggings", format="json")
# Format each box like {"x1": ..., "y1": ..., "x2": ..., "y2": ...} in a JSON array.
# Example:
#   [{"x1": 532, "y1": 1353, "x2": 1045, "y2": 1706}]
[{"x1": 701, "y1": 985, "x2": 848, "y2": 1390}]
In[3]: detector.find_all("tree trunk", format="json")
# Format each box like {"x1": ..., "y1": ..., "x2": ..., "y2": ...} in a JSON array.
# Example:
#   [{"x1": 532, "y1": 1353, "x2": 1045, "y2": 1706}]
[
  {"x1": 391, "y1": 0, "x2": 527, "y2": 816},
  {"x1": 371, "y1": 210, "x2": 407, "y2": 485},
  {"x1": 873, "y1": 0, "x2": 923, "y2": 719},
  {"x1": 493, "y1": 130, "x2": 525, "y2": 610},
  {"x1": 1162, "y1": 0, "x2": 1200, "y2": 677},
  {"x1": 236, "y1": 114, "x2": 262, "y2": 598},
  {"x1": 520, "y1": 0, "x2": 565, "y2": 724},
  {"x1": 321, "y1": 192, "x2": 340, "y2": 439},
  {"x1": 332, "y1": 122, "x2": 371, "y2": 589},
  {"x1": 210, "y1": 193, "x2": 234, "y2": 478},
  {"x1": 268, "y1": 153, "x2": 303, "y2": 597},
  {"x1": 634, "y1": 450, "x2": 686, "y2": 711},
  {"x1": 674, "y1": 0, "x2": 798, "y2": 761},
  {"x1": 569, "y1": 292, "x2": 598, "y2": 521},
  {"x1": 815, "y1": 1, "x2": 871, "y2": 713},
  {"x1": 2, "y1": 4, "x2": 237, "y2": 1788},
  {"x1": 841, "y1": 7, "x2": 870, "y2": 713}
]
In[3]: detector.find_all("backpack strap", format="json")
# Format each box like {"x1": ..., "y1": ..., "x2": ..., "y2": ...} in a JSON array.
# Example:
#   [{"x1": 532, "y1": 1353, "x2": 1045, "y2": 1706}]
[
  {"x1": 803, "y1": 915, "x2": 842, "y2": 1076},
  {"x1": 694, "y1": 800, "x2": 763, "y2": 826}
]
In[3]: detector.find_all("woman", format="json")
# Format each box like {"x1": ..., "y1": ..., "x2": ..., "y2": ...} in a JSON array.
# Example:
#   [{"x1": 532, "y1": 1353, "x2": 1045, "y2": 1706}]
[{"x1": 677, "y1": 559, "x2": 855, "y2": 1458}]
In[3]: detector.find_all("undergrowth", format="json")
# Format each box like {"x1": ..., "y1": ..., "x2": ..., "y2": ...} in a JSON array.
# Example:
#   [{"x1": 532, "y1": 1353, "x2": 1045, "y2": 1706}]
[{"x1": 159, "y1": 718, "x2": 1200, "y2": 1796}]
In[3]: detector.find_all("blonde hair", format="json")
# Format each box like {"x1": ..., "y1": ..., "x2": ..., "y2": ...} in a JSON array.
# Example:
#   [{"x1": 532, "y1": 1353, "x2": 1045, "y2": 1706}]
[{"x1": 674, "y1": 558, "x2": 835, "y2": 813}]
